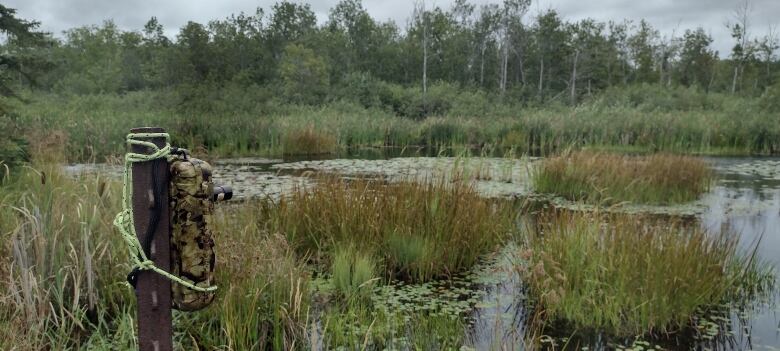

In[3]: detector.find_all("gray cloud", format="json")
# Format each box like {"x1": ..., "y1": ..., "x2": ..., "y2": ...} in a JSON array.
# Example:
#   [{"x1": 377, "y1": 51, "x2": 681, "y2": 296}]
[{"x1": 6, "y1": 0, "x2": 779, "y2": 56}]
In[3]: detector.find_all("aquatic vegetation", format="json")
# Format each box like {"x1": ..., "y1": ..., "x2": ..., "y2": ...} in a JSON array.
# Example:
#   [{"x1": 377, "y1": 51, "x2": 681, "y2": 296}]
[
  {"x1": 533, "y1": 151, "x2": 712, "y2": 205},
  {"x1": 17, "y1": 90, "x2": 780, "y2": 163},
  {"x1": 272, "y1": 156, "x2": 538, "y2": 199},
  {"x1": 521, "y1": 211, "x2": 775, "y2": 337},
  {"x1": 4, "y1": 156, "x2": 778, "y2": 348},
  {"x1": 330, "y1": 246, "x2": 378, "y2": 302},
  {"x1": 315, "y1": 298, "x2": 467, "y2": 350},
  {"x1": 0, "y1": 165, "x2": 314, "y2": 350},
  {"x1": 0, "y1": 164, "x2": 126, "y2": 349},
  {"x1": 183, "y1": 229, "x2": 311, "y2": 350},
  {"x1": 281, "y1": 126, "x2": 338, "y2": 155},
  {"x1": 312, "y1": 257, "x2": 502, "y2": 349},
  {"x1": 258, "y1": 176, "x2": 518, "y2": 282}
]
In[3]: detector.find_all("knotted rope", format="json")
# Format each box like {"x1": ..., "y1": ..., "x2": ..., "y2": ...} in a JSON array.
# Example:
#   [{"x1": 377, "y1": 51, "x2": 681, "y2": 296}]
[{"x1": 113, "y1": 132, "x2": 217, "y2": 293}]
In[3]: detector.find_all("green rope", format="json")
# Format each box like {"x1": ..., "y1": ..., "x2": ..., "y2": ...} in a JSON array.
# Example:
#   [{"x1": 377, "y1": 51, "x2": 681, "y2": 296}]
[{"x1": 113, "y1": 132, "x2": 217, "y2": 293}]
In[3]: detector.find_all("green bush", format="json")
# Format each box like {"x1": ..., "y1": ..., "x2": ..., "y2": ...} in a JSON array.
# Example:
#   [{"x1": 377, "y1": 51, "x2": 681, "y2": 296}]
[
  {"x1": 0, "y1": 114, "x2": 29, "y2": 179},
  {"x1": 759, "y1": 81, "x2": 780, "y2": 112}
]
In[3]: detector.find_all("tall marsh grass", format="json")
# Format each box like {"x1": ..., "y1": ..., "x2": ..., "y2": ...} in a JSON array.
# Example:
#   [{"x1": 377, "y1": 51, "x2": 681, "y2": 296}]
[
  {"x1": 15, "y1": 89, "x2": 780, "y2": 163},
  {"x1": 0, "y1": 165, "x2": 313, "y2": 349},
  {"x1": 533, "y1": 151, "x2": 712, "y2": 205},
  {"x1": 0, "y1": 164, "x2": 127, "y2": 349},
  {"x1": 522, "y1": 211, "x2": 774, "y2": 337},
  {"x1": 282, "y1": 126, "x2": 338, "y2": 155},
  {"x1": 258, "y1": 176, "x2": 517, "y2": 282}
]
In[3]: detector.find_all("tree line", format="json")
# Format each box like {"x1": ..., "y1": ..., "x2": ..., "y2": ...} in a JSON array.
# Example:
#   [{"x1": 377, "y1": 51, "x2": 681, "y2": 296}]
[{"x1": 3, "y1": 0, "x2": 780, "y2": 111}]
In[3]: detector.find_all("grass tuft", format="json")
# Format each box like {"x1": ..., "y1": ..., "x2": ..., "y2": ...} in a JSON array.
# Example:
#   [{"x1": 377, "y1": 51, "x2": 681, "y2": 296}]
[
  {"x1": 259, "y1": 176, "x2": 517, "y2": 282},
  {"x1": 331, "y1": 246, "x2": 377, "y2": 302},
  {"x1": 533, "y1": 151, "x2": 712, "y2": 205},
  {"x1": 522, "y1": 211, "x2": 774, "y2": 337}
]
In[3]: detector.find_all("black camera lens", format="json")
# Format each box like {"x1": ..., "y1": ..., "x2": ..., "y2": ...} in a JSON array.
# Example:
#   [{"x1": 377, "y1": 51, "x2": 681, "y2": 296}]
[{"x1": 212, "y1": 185, "x2": 233, "y2": 201}]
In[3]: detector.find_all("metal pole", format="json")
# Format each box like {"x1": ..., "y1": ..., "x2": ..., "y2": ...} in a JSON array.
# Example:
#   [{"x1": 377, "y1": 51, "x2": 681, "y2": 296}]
[{"x1": 130, "y1": 127, "x2": 173, "y2": 351}]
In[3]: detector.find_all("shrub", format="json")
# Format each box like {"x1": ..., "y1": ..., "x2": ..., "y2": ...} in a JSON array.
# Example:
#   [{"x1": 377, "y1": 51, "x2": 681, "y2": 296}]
[
  {"x1": 279, "y1": 43, "x2": 330, "y2": 105},
  {"x1": 522, "y1": 211, "x2": 774, "y2": 336},
  {"x1": 533, "y1": 151, "x2": 712, "y2": 205},
  {"x1": 759, "y1": 81, "x2": 780, "y2": 113},
  {"x1": 0, "y1": 114, "x2": 29, "y2": 179}
]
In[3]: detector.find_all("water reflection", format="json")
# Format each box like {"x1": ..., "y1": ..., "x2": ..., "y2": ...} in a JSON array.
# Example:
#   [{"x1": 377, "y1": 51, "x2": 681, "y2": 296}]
[{"x1": 701, "y1": 158, "x2": 780, "y2": 351}]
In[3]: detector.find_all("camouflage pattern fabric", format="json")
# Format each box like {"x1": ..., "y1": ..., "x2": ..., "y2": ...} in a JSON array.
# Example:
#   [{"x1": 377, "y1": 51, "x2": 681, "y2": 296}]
[{"x1": 169, "y1": 156, "x2": 216, "y2": 311}]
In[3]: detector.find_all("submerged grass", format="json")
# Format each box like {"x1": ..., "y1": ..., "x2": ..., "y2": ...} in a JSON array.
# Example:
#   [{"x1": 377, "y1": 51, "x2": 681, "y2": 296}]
[
  {"x1": 533, "y1": 151, "x2": 712, "y2": 205},
  {"x1": 522, "y1": 210, "x2": 774, "y2": 337},
  {"x1": 258, "y1": 176, "x2": 517, "y2": 282}
]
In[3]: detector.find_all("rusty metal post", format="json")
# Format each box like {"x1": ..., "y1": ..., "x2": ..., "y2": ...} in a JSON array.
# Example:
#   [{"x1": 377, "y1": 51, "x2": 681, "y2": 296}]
[{"x1": 130, "y1": 127, "x2": 172, "y2": 351}]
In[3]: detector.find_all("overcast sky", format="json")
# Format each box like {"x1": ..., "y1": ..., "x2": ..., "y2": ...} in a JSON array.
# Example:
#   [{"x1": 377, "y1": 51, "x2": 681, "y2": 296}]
[{"x1": 5, "y1": 0, "x2": 780, "y2": 57}]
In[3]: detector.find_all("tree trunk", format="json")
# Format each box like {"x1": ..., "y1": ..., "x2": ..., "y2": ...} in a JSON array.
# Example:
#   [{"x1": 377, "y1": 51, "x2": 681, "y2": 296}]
[
  {"x1": 518, "y1": 53, "x2": 526, "y2": 86},
  {"x1": 538, "y1": 57, "x2": 544, "y2": 97},
  {"x1": 500, "y1": 39, "x2": 508, "y2": 97},
  {"x1": 570, "y1": 49, "x2": 579, "y2": 105},
  {"x1": 480, "y1": 42, "x2": 486, "y2": 87},
  {"x1": 731, "y1": 65, "x2": 739, "y2": 94},
  {"x1": 421, "y1": 3, "x2": 428, "y2": 115}
]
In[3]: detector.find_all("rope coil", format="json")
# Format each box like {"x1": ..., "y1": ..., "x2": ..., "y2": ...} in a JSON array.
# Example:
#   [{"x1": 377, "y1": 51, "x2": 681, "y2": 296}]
[{"x1": 113, "y1": 132, "x2": 217, "y2": 293}]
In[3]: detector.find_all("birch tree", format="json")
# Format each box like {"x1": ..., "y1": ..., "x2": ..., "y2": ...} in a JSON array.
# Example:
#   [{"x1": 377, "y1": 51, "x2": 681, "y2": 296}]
[
  {"x1": 413, "y1": 1, "x2": 429, "y2": 111},
  {"x1": 727, "y1": 0, "x2": 757, "y2": 94},
  {"x1": 497, "y1": 0, "x2": 530, "y2": 97}
]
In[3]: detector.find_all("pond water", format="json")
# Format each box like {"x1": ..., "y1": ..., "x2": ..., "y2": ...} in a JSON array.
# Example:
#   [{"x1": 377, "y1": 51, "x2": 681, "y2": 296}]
[
  {"x1": 63, "y1": 153, "x2": 780, "y2": 349},
  {"x1": 701, "y1": 158, "x2": 780, "y2": 351}
]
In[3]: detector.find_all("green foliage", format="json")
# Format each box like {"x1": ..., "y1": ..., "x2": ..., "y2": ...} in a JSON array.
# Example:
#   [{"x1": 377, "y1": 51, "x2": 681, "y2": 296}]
[
  {"x1": 54, "y1": 21, "x2": 126, "y2": 94},
  {"x1": 4, "y1": 0, "x2": 776, "y2": 105},
  {"x1": 523, "y1": 211, "x2": 774, "y2": 336},
  {"x1": 759, "y1": 81, "x2": 780, "y2": 112},
  {"x1": 0, "y1": 114, "x2": 28, "y2": 178},
  {"x1": 533, "y1": 151, "x2": 712, "y2": 205},
  {"x1": 279, "y1": 43, "x2": 330, "y2": 105},
  {"x1": 418, "y1": 118, "x2": 466, "y2": 146},
  {"x1": 0, "y1": 4, "x2": 50, "y2": 104}
]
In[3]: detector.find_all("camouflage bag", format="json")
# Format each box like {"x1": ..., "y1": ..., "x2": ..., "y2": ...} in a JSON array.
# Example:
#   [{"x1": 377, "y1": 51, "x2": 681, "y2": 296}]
[{"x1": 169, "y1": 156, "x2": 217, "y2": 311}]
